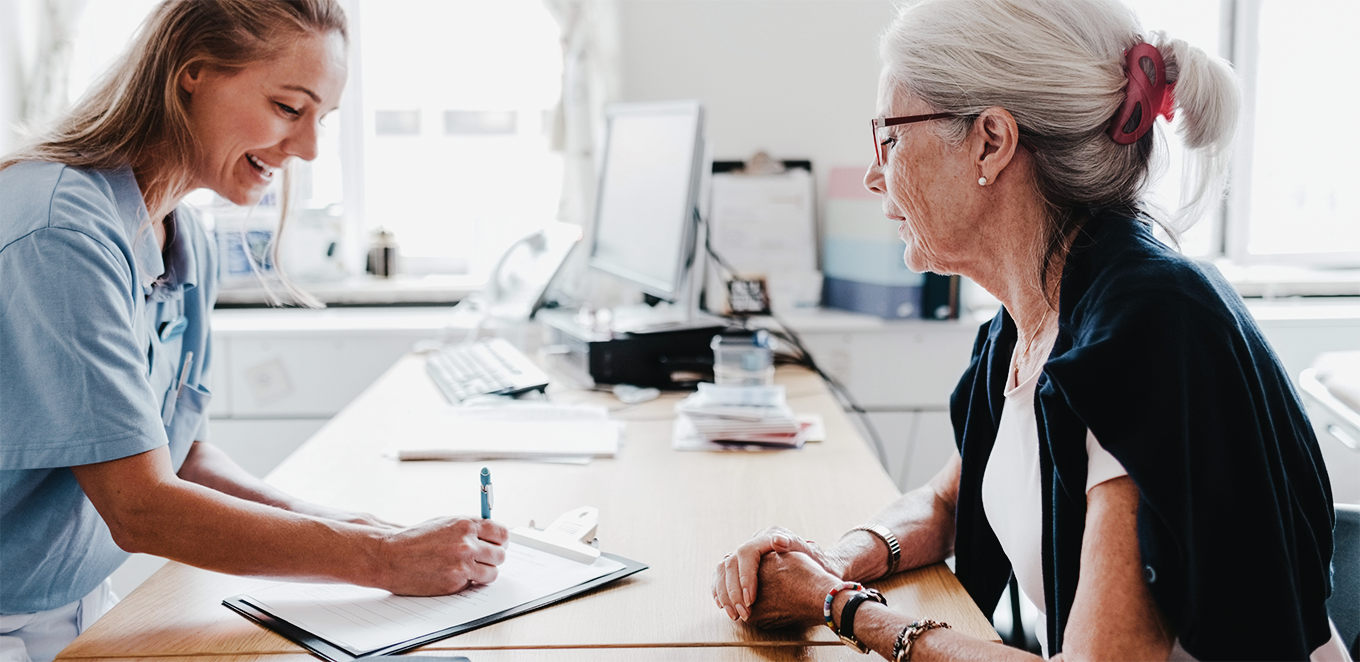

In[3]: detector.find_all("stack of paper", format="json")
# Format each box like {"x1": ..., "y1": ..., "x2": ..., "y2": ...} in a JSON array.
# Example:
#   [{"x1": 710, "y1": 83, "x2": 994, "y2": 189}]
[
  {"x1": 673, "y1": 384, "x2": 815, "y2": 450},
  {"x1": 395, "y1": 403, "x2": 622, "y2": 462}
]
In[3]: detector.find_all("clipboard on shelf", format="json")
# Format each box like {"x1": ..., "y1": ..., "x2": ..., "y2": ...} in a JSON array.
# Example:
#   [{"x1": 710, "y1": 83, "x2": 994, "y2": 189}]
[
  {"x1": 707, "y1": 155, "x2": 820, "y2": 313},
  {"x1": 223, "y1": 547, "x2": 647, "y2": 662}
]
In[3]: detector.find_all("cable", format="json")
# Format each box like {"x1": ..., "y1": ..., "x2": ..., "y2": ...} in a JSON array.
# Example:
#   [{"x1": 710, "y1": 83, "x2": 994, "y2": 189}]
[
  {"x1": 764, "y1": 309, "x2": 890, "y2": 468},
  {"x1": 700, "y1": 231, "x2": 891, "y2": 467}
]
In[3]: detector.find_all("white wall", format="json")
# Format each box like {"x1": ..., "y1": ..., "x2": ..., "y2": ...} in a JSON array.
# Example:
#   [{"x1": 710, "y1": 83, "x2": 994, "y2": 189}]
[{"x1": 617, "y1": 0, "x2": 895, "y2": 193}]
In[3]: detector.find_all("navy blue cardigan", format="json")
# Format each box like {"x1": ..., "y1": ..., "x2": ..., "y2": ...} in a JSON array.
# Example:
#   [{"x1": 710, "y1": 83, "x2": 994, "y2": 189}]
[{"x1": 949, "y1": 216, "x2": 1334, "y2": 659}]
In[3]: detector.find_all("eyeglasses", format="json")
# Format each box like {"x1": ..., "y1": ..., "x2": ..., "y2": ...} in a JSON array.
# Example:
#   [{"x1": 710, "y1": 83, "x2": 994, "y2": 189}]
[
  {"x1": 871, "y1": 113, "x2": 1037, "y2": 166},
  {"x1": 870, "y1": 113, "x2": 958, "y2": 166}
]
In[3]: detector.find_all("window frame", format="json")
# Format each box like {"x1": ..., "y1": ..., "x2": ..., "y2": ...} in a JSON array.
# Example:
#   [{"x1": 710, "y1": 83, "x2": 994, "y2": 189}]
[{"x1": 337, "y1": 0, "x2": 369, "y2": 276}]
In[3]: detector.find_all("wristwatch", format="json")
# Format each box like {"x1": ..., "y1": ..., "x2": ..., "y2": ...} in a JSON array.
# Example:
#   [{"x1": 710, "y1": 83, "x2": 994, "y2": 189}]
[
  {"x1": 837, "y1": 588, "x2": 887, "y2": 653},
  {"x1": 848, "y1": 524, "x2": 901, "y2": 578}
]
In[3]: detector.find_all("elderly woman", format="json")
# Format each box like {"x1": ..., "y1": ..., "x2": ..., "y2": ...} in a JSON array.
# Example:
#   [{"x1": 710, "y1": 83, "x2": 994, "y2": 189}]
[
  {"x1": 0, "y1": 2, "x2": 506, "y2": 659},
  {"x1": 713, "y1": 0, "x2": 1348, "y2": 660}
]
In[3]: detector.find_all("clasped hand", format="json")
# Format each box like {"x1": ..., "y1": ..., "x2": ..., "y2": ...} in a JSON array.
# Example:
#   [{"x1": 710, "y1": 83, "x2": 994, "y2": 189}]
[{"x1": 711, "y1": 525, "x2": 849, "y2": 628}]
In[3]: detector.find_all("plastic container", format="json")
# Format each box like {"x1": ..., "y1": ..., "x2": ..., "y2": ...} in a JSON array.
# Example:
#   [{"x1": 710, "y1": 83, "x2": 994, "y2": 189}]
[{"x1": 711, "y1": 330, "x2": 775, "y2": 386}]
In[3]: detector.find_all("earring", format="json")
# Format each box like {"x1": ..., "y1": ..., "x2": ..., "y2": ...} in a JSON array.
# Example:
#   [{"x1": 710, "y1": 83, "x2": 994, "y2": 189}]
[{"x1": 978, "y1": 176, "x2": 987, "y2": 186}]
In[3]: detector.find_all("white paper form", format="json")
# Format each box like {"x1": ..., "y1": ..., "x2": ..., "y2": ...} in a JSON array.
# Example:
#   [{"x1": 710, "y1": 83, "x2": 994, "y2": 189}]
[{"x1": 240, "y1": 545, "x2": 625, "y2": 654}]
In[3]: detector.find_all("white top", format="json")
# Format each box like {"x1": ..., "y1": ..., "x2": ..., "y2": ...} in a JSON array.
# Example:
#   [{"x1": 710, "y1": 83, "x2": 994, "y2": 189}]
[{"x1": 980, "y1": 333, "x2": 1350, "y2": 661}]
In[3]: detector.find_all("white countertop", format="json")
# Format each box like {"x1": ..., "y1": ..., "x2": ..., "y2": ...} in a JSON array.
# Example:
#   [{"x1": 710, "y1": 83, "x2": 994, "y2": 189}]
[{"x1": 215, "y1": 273, "x2": 481, "y2": 306}]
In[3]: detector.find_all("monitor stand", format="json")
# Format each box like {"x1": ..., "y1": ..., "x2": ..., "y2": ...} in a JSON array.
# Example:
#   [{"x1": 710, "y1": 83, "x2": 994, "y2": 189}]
[{"x1": 602, "y1": 219, "x2": 725, "y2": 334}]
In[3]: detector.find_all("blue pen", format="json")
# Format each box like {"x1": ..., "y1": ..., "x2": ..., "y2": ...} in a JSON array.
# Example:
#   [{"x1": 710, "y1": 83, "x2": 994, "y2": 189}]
[{"x1": 480, "y1": 468, "x2": 493, "y2": 519}]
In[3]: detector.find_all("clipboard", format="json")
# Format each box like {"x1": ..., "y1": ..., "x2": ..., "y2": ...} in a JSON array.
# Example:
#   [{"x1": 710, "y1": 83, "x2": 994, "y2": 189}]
[
  {"x1": 707, "y1": 157, "x2": 820, "y2": 312},
  {"x1": 223, "y1": 552, "x2": 647, "y2": 662}
]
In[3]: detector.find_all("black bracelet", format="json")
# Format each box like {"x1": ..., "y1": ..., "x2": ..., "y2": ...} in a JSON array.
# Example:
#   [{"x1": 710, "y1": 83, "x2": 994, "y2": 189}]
[{"x1": 836, "y1": 588, "x2": 886, "y2": 653}]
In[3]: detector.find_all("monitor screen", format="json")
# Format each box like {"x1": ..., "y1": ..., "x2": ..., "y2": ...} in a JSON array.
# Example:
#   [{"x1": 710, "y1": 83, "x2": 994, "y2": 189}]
[{"x1": 588, "y1": 101, "x2": 705, "y2": 301}]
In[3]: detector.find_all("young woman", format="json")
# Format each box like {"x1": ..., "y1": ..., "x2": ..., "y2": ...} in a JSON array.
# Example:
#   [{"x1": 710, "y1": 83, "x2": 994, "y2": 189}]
[{"x1": 0, "y1": 3, "x2": 506, "y2": 659}]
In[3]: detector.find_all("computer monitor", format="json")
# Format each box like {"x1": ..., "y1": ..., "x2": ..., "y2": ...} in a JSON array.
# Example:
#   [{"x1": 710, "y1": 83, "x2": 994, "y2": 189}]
[{"x1": 588, "y1": 101, "x2": 707, "y2": 312}]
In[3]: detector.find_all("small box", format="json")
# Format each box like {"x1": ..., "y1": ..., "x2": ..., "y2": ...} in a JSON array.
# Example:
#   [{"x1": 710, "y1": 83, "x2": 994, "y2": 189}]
[{"x1": 711, "y1": 331, "x2": 775, "y2": 386}]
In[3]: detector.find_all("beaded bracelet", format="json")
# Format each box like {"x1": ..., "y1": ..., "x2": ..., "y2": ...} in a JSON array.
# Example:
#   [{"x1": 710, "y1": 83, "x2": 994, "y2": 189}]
[
  {"x1": 822, "y1": 582, "x2": 864, "y2": 633},
  {"x1": 892, "y1": 619, "x2": 950, "y2": 662}
]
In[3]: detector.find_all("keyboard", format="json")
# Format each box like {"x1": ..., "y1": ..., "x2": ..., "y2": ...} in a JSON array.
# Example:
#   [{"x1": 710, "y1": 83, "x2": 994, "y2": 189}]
[{"x1": 425, "y1": 338, "x2": 551, "y2": 404}]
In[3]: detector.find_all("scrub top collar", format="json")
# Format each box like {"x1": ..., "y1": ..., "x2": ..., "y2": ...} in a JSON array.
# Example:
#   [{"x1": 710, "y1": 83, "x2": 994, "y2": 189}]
[
  {"x1": 148, "y1": 207, "x2": 201, "y2": 304},
  {"x1": 103, "y1": 165, "x2": 199, "y2": 296}
]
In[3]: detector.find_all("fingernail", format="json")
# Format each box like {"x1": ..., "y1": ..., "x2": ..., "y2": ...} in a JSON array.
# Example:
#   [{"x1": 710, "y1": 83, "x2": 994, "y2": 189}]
[
  {"x1": 772, "y1": 534, "x2": 788, "y2": 547},
  {"x1": 736, "y1": 603, "x2": 750, "y2": 622},
  {"x1": 743, "y1": 588, "x2": 751, "y2": 606}
]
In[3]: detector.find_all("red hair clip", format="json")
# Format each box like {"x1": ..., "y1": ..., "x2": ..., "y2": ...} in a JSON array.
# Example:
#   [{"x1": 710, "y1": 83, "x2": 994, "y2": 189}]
[{"x1": 1109, "y1": 42, "x2": 1177, "y2": 145}]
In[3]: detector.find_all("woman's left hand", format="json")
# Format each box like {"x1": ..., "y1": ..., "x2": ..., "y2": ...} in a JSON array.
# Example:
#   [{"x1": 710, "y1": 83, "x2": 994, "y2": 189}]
[{"x1": 745, "y1": 550, "x2": 842, "y2": 629}]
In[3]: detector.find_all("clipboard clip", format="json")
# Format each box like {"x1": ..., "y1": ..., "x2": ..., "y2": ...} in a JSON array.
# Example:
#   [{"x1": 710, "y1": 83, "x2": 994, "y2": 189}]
[
  {"x1": 510, "y1": 506, "x2": 601, "y2": 564},
  {"x1": 737, "y1": 151, "x2": 785, "y2": 176}
]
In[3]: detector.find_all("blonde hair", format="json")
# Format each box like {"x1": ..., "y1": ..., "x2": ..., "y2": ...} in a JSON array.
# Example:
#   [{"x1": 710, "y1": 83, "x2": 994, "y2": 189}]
[
  {"x1": 1, "y1": 0, "x2": 347, "y2": 307},
  {"x1": 881, "y1": 0, "x2": 1240, "y2": 282}
]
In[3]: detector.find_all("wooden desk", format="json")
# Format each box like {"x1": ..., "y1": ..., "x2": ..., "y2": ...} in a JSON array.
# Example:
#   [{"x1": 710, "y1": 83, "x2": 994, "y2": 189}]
[
  {"x1": 56, "y1": 650, "x2": 947, "y2": 662},
  {"x1": 60, "y1": 356, "x2": 996, "y2": 660}
]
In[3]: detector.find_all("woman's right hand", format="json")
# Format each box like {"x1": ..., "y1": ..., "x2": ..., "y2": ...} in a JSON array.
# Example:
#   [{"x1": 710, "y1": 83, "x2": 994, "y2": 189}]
[
  {"x1": 376, "y1": 516, "x2": 509, "y2": 595},
  {"x1": 712, "y1": 525, "x2": 851, "y2": 622}
]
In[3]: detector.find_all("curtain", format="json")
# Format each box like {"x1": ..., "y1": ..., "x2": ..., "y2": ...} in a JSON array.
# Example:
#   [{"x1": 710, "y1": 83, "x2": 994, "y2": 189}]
[
  {"x1": 13, "y1": 0, "x2": 91, "y2": 136},
  {"x1": 0, "y1": 0, "x2": 19, "y2": 153},
  {"x1": 540, "y1": 0, "x2": 621, "y2": 305}
]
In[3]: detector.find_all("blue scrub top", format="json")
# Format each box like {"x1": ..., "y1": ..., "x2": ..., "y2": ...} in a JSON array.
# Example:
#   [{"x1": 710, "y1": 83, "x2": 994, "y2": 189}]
[{"x1": 0, "y1": 162, "x2": 217, "y2": 614}]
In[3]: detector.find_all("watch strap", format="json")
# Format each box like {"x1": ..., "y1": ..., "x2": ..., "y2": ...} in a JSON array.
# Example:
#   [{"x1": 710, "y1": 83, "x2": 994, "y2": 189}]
[
  {"x1": 838, "y1": 588, "x2": 887, "y2": 653},
  {"x1": 849, "y1": 524, "x2": 902, "y2": 578}
]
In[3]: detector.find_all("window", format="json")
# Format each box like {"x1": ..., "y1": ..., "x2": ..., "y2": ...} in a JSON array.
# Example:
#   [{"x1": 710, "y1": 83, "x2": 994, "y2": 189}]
[
  {"x1": 1128, "y1": 0, "x2": 1359, "y2": 272},
  {"x1": 346, "y1": 0, "x2": 564, "y2": 278},
  {"x1": 61, "y1": 0, "x2": 564, "y2": 286},
  {"x1": 68, "y1": 0, "x2": 162, "y2": 101},
  {"x1": 1233, "y1": 0, "x2": 1360, "y2": 265}
]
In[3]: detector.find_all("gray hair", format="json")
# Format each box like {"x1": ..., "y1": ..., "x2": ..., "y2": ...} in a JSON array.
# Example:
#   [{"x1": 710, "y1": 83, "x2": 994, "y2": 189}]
[{"x1": 880, "y1": 0, "x2": 1240, "y2": 266}]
